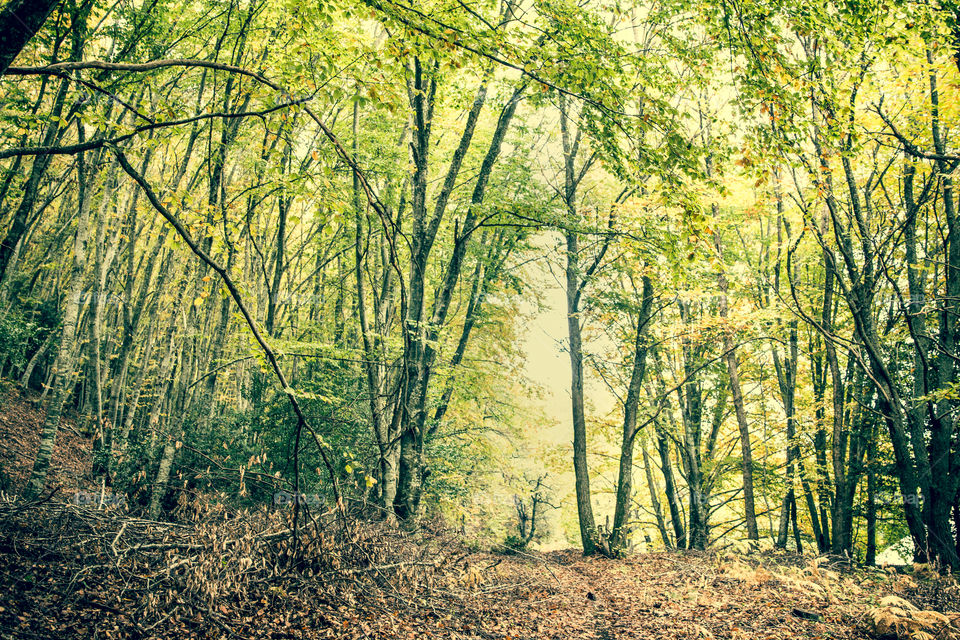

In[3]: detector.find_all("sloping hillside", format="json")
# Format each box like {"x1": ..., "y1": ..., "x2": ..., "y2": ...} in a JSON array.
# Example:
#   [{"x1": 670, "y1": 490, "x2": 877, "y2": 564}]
[{"x1": 0, "y1": 385, "x2": 92, "y2": 495}]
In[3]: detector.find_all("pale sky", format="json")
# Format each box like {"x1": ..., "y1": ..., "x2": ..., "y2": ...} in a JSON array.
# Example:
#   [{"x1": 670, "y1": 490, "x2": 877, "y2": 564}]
[{"x1": 517, "y1": 233, "x2": 619, "y2": 445}]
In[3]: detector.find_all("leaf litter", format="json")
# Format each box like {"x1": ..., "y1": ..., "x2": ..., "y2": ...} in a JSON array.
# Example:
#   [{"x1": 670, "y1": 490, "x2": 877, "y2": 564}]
[{"x1": 1, "y1": 499, "x2": 958, "y2": 639}]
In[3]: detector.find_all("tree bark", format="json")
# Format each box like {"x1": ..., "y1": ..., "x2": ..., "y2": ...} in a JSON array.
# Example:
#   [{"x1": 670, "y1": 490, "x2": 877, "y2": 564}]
[
  {"x1": 24, "y1": 123, "x2": 91, "y2": 497},
  {"x1": 610, "y1": 275, "x2": 655, "y2": 553},
  {"x1": 715, "y1": 234, "x2": 758, "y2": 541},
  {"x1": 0, "y1": 0, "x2": 61, "y2": 75}
]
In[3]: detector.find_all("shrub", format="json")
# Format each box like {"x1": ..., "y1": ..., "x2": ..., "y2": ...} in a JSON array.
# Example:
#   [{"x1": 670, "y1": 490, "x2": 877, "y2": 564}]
[
  {"x1": 500, "y1": 533, "x2": 527, "y2": 555},
  {"x1": 0, "y1": 308, "x2": 39, "y2": 376}
]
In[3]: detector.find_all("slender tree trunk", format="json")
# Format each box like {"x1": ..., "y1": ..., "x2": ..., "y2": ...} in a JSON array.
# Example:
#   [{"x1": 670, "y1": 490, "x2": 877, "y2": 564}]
[
  {"x1": 351, "y1": 101, "x2": 398, "y2": 516},
  {"x1": 20, "y1": 329, "x2": 53, "y2": 389},
  {"x1": 24, "y1": 127, "x2": 92, "y2": 497},
  {"x1": 148, "y1": 436, "x2": 177, "y2": 519},
  {"x1": 641, "y1": 437, "x2": 672, "y2": 548},
  {"x1": 0, "y1": 76, "x2": 70, "y2": 285},
  {"x1": 566, "y1": 229, "x2": 598, "y2": 554},
  {"x1": 654, "y1": 419, "x2": 686, "y2": 548},
  {"x1": 610, "y1": 275, "x2": 654, "y2": 553},
  {"x1": 866, "y1": 419, "x2": 878, "y2": 565},
  {"x1": 715, "y1": 242, "x2": 758, "y2": 541},
  {"x1": 926, "y1": 51, "x2": 960, "y2": 568}
]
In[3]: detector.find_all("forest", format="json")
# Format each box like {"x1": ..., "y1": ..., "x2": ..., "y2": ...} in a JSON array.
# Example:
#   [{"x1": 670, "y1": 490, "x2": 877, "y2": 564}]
[{"x1": 2, "y1": 0, "x2": 960, "y2": 637}]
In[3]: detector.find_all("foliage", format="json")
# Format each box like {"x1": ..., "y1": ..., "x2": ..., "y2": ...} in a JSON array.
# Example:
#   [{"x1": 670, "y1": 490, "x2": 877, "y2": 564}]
[{"x1": 1, "y1": 0, "x2": 960, "y2": 575}]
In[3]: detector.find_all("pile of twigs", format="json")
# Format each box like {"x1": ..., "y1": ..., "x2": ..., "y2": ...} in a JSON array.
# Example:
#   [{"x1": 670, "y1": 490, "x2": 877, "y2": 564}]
[{"x1": 0, "y1": 495, "x2": 497, "y2": 638}]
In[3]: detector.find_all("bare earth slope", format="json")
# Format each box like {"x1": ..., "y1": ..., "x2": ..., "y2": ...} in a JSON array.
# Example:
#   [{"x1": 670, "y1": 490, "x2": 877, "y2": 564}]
[{"x1": 0, "y1": 386, "x2": 91, "y2": 495}]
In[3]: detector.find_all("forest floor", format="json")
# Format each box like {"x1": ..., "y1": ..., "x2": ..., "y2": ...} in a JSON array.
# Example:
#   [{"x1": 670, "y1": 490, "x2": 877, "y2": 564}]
[
  {"x1": 0, "y1": 386, "x2": 91, "y2": 494},
  {"x1": 1, "y1": 389, "x2": 959, "y2": 639},
  {"x1": 2, "y1": 502, "x2": 958, "y2": 640}
]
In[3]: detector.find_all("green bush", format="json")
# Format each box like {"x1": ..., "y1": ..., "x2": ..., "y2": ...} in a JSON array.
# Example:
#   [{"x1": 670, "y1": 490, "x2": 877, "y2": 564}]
[
  {"x1": 0, "y1": 308, "x2": 39, "y2": 375},
  {"x1": 500, "y1": 533, "x2": 527, "y2": 555}
]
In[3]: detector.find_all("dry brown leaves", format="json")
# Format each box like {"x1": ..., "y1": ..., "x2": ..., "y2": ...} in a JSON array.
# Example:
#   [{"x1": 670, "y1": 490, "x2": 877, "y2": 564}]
[
  {"x1": 866, "y1": 592, "x2": 960, "y2": 640},
  {"x1": 1, "y1": 499, "x2": 959, "y2": 640}
]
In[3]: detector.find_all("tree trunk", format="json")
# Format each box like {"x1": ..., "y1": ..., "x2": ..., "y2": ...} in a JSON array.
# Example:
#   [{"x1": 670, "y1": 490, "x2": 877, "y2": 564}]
[
  {"x1": 0, "y1": 75, "x2": 70, "y2": 285},
  {"x1": 148, "y1": 437, "x2": 177, "y2": 520},
  {"x1": 566, "y1": 230, "x2": 598, "y2": 554},
  {"x1": 24, "y1": 128, "x2": 91, "y2": 497},
  {"x1": 866, "y1": 420, "x2": 878, "y2": 565},
  {"x1": 0, "y1": 0, "x2": 61, "y2": 74},
  {"x1": 655, "y1": 419, "x2": 686, "y2": 548},
  {"x1": 641, "y1": 436, "x2": 672, "y2": 548},
  {"x1": 610, "y1": 275, "x2": 655, "y2": 553},
  {"x1": 715, "y1": 238, "x2": 758, "y2": 541}
]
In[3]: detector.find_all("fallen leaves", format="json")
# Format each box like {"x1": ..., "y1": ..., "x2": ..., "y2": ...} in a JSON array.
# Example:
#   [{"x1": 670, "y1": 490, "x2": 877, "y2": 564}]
[
  {"x1": 1, "y1": 498, "x2": 958, "y2": 640},
  {"x1": 867, "y1": 595, "x2": 960, "y2": 640}
]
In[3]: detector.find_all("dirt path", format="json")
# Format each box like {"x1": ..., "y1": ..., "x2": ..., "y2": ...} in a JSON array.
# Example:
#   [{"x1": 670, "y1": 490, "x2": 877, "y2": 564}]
[{"x1": 496, "y1": 550, "x2": 871, "y2": 640}]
